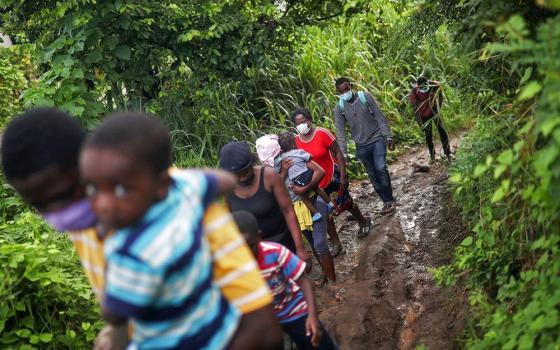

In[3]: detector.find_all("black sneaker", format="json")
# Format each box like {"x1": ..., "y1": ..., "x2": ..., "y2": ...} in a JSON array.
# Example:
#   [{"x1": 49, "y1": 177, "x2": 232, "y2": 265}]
[{"x1": 381, "y1": 202, "x2": 396, "y2": 215}]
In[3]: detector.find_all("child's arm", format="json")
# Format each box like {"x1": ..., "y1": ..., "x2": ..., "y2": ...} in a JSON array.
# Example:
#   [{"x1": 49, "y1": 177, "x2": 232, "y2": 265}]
[
  {"x1": 296, "y1": 276, "x2": 322, "y2": 347},
  {"x1": 201, "y1": 169, "x2": 236, "y2": 195},
  {"x1": 290, "y1": 160, "x2": 324, "y2": 195},
  {"x1": 229, "y1": 305, "x2": 283, "y2": 350}
]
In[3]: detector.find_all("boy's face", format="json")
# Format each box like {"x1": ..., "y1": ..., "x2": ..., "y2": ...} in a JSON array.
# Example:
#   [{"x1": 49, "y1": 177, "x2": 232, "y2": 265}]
[
  {"x1": 10, "y1": 165, "x2": 84, "y2": 213},
  {"x1": 80, "y1": 147, "x2": 169, "y2": 230}
]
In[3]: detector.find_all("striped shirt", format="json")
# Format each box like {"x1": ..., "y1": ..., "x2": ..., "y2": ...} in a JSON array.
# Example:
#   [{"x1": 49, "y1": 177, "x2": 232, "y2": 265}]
[
  {"x1": 68, "y1": 174, "x2": 272, "y2": 316},
  {"x1": 257, "y1": 242, "x2": 308, "y2": 323},
  {"x1": 103, "y1": 171, "x2": 238, "y2": 349}
]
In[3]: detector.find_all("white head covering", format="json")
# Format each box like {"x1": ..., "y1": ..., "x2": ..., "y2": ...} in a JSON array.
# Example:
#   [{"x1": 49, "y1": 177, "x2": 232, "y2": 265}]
[{"x1": 255, "y1": 134, "x2": 281, "y2": 168}]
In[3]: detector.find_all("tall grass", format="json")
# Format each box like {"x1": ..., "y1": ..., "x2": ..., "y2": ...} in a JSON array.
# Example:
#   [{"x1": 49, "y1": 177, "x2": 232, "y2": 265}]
[{"x1": 150, "y1": 12, "x2": 475, "y2": 168}]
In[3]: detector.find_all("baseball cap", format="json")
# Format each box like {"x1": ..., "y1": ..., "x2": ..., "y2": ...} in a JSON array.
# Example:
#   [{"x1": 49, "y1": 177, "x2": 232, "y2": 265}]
[{"x1": 219, "y1": 141, "x2": 256, "y2": 172}]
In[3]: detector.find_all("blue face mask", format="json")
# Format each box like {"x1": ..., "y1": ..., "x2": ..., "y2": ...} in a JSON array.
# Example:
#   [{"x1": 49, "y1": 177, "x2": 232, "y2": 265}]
[
  {"x1": 340, "y1": 90, "x2": 353, "y2": 101},
  {"x1": 41, "y1": 198, "x2": 97, "y2": 232}
]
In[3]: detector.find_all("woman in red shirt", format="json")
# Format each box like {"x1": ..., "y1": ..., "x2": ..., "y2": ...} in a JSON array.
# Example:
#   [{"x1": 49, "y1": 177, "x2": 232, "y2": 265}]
[{"x1": 291, "y1": 107, "x2": 370, "y2": 286}]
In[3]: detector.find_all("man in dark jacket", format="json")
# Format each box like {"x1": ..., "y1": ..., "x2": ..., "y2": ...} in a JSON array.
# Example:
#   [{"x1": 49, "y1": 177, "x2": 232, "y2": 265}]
[{"x1": 409, "y1": 76, "x2": 451, "y2": 162}]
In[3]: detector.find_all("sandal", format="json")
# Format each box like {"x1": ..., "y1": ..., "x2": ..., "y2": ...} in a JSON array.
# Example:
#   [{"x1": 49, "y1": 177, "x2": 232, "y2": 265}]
[{"x1": 357, "y1": 218, "x2": 371, "y2": 238}]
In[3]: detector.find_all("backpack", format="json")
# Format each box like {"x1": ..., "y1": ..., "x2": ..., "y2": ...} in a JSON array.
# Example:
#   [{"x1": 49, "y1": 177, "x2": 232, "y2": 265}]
[{"x1": 338, "y1": 90, "x2": 367, "y2": 111}]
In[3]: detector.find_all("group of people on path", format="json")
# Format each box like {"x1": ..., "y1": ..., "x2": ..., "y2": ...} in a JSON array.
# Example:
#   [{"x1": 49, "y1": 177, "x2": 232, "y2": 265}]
[{"x1": 1, "y1": 75, "x2": 450, "y2": 350}]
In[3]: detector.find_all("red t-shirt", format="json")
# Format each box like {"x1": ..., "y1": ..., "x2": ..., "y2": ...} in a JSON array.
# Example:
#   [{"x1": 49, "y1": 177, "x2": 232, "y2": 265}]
[{"x1": 295, "y1": 127, "x2": 337, "y2": 189}]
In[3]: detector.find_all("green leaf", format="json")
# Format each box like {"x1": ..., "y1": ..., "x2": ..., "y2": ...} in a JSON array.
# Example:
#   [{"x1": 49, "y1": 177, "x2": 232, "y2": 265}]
[
  {"x1": 461, "y1": 236, "x2": 473, "y2": 246},
  {"x1": 114, "y1": 45, "x2": 131, "y2": 60},
  {"x1": 491, "y1": 187, "x2": 505, "y2": 203},
  {"x1": 536, "y1": 0, "x2": 560, "y2": 9},
  {"x1": 29, "y1": 335, "x2": 39, "y2": 344},
  {"x1": 106, "y1": 36, "x2": 119, "y2": 50},
  {"x1": 15, "y1": 301, "x2": 25, "y2": 311},
  {"x1": 518, "y1": 81, "x2": 542, "y2": 101},
  {"x1": 39, "y1": 333, "x2": 53, "y2": 342},
  {"x1": 449, "y1": 173, "x2": 462, "y2": 184},
  {"x1": 539, "y1": 117, "x2": 560, "y2": 137},
  {"x1": 85, "y1": 50, "x2": 102, "y2": 64},
  {"x1": 16, "y1": 329, "x2": 31, "y2": 338},
  {"x1": 532, "y1": 146, "x2": 559, "y2": 176},
  {"x1": 519, "y1": 67, "x2": 532, "y2": 85},
  {"x1": 179, "y1": 30, "x2": 201, "y2": 42},
  {"x1": 518, "y1": 334, "x2": 534, "y2": 350},
  {"x1": 497, "y1": 149, "x2": 514, "y2": 165},
  {"x1": 473, "y1": 164, "x2": 488, "y2": 177},
  {"x1": 494, "y1": 164, "x2": 508, "y2": 179}
]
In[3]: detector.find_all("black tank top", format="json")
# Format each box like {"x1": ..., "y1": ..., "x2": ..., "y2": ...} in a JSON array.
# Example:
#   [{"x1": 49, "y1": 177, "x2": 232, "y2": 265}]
[{"x1": 229, "y1": 167, "x2": 289, "y2": 243}]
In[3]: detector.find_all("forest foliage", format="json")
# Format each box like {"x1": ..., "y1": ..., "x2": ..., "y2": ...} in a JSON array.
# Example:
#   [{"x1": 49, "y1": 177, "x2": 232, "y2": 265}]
[{"x1": 0, "y1": 0, "x2": 559, "y2": 348}]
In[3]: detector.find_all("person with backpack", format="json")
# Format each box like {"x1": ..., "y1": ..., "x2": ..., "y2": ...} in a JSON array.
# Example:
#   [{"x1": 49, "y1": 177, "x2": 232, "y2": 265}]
[
  {"x1": 409, "y1": 76, "x2": 452, "y2": 162},
  {"x1": 334, "y1": 76, "x2": 396, "y2": 215}
]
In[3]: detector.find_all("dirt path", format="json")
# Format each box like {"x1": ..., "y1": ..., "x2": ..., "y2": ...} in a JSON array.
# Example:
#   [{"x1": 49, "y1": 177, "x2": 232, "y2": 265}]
[{"x1": 315, "y1": 136, "x2": 467, "y2": 350}]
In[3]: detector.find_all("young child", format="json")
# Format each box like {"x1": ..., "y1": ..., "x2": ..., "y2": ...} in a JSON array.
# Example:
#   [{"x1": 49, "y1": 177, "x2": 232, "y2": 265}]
[
  {"x1": 276, "y1": 132, "x2": 334, "y2": 222},
  {"x1": 232, "y1": 210, "x2": 339, "y2": 350},
  {"x1": 1, "y1": 108, "x2": 281, "y2": 350},
  {"x1": 79, "y1": 112, "x2": 242, "y2": 349}
]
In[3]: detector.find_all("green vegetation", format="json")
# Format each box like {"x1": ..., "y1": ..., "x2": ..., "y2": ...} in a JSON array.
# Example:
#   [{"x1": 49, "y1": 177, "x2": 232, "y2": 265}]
[
  {"x1": 1, "y1": 0, "x2": 559, "y2": 348},
  {"x1": 428, "y1": 1, "x2": 560, "y2": 349}
]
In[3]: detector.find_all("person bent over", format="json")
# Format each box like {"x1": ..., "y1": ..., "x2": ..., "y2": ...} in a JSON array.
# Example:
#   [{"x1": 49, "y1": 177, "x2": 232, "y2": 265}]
[{"x1": 409, "y1": 76, "x2": 451, "y2": 162}]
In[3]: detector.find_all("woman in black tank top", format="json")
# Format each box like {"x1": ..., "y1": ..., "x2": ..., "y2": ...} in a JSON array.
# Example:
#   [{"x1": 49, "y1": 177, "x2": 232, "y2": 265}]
[
  {"x1": 219, "y1": 142, "x2": 310, "y2": 263},
  {"x1": 229, "y1": 167, "x2": 295, "y2": 250}
]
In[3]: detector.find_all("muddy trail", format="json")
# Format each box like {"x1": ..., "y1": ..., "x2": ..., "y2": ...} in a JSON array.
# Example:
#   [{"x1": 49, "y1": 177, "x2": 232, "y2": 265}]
[{"x1": 314, "y1": 136, "x2": 468, "y2": 350}]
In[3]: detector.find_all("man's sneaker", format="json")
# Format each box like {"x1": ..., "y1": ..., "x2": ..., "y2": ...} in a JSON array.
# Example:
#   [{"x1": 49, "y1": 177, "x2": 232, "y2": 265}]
[{"x1": 380, "y1": 202, "x2": 396, "y2": 215}]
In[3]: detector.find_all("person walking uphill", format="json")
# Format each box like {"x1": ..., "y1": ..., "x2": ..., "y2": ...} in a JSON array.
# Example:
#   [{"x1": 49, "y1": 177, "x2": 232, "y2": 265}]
[
  {"x1": 334, "y1": 77, "x2": 396, "y2": 215},
  {"x1": 409, "y1": 76, "x2": 452, "y2": 162}
]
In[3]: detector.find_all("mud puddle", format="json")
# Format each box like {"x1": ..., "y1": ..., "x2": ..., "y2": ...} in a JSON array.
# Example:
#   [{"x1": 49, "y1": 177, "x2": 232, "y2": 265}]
[{"x1": 314, "y1": 136, "x2": 467, "y2": 350}]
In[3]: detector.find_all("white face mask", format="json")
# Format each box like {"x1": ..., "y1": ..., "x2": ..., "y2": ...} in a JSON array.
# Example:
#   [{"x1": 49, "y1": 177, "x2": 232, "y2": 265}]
[
  {"x1": 296, "y1": 123, "x2": 310, "y2": 135},
  {"x1": 341, "y1": 90, "x2": 353, "y2": 101}
]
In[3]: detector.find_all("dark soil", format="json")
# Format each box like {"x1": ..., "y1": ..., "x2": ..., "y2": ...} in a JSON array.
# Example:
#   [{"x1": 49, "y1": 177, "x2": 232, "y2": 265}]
[{"x1": 314, "y1": 136, "x2": 469, "y2": 350}]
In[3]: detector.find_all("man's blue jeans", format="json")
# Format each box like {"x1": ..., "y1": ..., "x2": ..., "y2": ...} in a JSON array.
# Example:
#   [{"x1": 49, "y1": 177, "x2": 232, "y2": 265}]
[{"x1": 355, "y1": 138, "x2": 395, "y2": 204}]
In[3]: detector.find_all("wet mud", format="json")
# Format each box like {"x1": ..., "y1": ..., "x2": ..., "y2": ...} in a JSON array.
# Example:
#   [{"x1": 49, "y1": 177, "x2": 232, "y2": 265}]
[{"x1": 315, "y1": 136, "x2": 468, "y2": 350}]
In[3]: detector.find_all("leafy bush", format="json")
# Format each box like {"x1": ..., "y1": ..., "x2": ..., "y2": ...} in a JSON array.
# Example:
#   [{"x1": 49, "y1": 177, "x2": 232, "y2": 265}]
[
  {"x1": 437, "y1": 7, "x2": 560, "y2": 349},
  {"x1": 0, "y1": 210, "x2": 103, "y2": 349},
  {"x1": 0, "y1": 46, "x2": 33, "y2": 125}
]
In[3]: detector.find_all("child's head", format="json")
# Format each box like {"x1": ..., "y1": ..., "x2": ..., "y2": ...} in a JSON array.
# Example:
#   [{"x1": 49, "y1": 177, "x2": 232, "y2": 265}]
[
  {"x1": 80, "y1": 112, "x2": 172, "y2": 229},
  {"x1": 278, "y1": 131, "x2": 296, "y2": 152},
  {"x1": 232, "y1": 210, "x2": 261, "y2": 258},
  {"x1": 1, "y1": 108, "x2": 87, "y2": 216}
]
